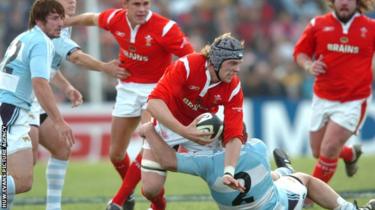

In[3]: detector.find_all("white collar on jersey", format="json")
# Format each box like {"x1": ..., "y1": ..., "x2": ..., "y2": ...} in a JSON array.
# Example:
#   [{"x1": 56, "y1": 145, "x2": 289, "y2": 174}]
[
  {"x1": 332, "y1": 11, "x2": 360, "y2": 34},
  {"x1": 199, "y1": 61, "x2": 221, "y2": 97}
]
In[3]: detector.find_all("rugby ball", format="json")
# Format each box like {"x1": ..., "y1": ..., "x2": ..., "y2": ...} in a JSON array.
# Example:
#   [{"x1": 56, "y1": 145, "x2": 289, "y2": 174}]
[{"x1": 196, "y1": 112, "x2": 224, "y2": 142}]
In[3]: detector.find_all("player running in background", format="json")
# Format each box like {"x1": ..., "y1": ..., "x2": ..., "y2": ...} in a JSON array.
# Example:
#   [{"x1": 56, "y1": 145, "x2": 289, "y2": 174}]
[
  {"x1": 0, "y1": 1, "x2": 74, "y2": 209},
  {"x1": 64, "y1": 0, "x2": 194, "y2": 209},
  {"x1": 142, "y1": 33, "x2": 245, "y2": 210},
  {"x1": 139, "y1": 121, "x2": 375, "y2": 210},
  {"x1": 293, "y1": 0, "x2": 375, "y2": 202},
  {"x1": 28, "y1": 0, "x2": 126, "y2": 209}
]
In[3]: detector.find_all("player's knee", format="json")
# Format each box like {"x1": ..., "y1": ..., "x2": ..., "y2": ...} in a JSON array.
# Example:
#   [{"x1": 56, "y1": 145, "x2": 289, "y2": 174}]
[
  {"x1": 51, "y1": 146, "x2": 71, "y2": 160},
  {"x1": 14, "y1": 174, "x2": 33, "y2": 193},
  {"x1": 311, "y1": 150, "x2": 320, "y2": 159},
  {"x1": 141, "y1": 185, "x2": 161, "y2": 200}
]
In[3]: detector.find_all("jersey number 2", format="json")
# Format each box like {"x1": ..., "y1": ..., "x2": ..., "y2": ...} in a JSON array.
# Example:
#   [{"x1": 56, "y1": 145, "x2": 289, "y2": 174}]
[
  {"x1": 232, "y1": 171, "x2": 254, "y2": 206},
  {"x1": 0, "y1": 41, "x2": 22, "y2": 74}
]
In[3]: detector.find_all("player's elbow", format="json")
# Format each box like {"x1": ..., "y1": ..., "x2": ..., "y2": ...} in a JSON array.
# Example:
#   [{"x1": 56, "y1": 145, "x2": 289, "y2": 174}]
[{"x1": 68, "y1": 49, "x2": 83, "y2": 65}]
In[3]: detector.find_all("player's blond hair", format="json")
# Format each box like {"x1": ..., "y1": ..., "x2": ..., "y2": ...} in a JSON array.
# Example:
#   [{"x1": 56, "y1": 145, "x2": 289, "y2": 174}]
[{"x1": 327, "y1": 0, "x2": 375, "y2": 13}]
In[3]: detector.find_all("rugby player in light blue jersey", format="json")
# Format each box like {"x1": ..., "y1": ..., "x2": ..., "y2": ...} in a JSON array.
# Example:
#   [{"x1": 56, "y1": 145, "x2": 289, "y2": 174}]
[
  {"x1": 139, "y1": 122, "x2": 375, "y2": 210},
  {"x1": 0, "y1": 1, "x2": 74, "y2": 209},
  {"x1": 27, "y1": 1, "x2": 126, "y2": 209}
]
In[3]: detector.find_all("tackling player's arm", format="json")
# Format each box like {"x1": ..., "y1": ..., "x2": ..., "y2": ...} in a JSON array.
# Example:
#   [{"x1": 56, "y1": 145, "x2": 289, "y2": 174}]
[
  {"x1": 64, "y1": 13, "x2": 99, "y2": 26},
  {"x1": 68, "y1": 49, "x2": 128, "y2": 79},
  {"x1": 140, "y1": 122, "x2": 178, "y2": 171}
]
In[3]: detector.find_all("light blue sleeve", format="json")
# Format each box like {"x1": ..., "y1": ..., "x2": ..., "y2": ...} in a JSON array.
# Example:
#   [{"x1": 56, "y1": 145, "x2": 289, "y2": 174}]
[
  {"x1": 176, "y1": 153, "x2": 212, "y2": 178},
  {"x1": 29, "y1": 42, "x2": 51, "y2": 80},
  {"x1": 52, "y1": 36, "x2": 79, "y2": 69}
]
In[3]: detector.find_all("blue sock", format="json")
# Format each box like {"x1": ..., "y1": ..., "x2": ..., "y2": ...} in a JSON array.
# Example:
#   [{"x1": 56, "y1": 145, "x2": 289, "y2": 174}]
[
  {"x1": 1, "y1": 175, "x2": 15, "y2": 210},
  {"x1": 46, "y1": 158, "x2": 68, "y2": 210}
]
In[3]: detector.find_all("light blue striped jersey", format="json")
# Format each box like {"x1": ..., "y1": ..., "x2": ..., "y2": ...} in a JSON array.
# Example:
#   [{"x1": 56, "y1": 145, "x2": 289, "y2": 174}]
[
  {"x1": 30, "y1": 27, "x2": 80, "y2": 115},
  {"x1": 177, "y1": 139, "x2": 286, "y2": 210},
  {"x1": 0, "y1": 26, "x2": 54, "y2": 110}
]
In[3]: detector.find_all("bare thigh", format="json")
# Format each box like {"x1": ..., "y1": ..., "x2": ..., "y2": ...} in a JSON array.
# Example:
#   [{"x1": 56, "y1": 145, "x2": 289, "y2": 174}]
[
  {"x1": 39, "y1": 117, "x2": 71, "y2": 160},
  {"x1": 110, "y1": 116, "x2": 141, "y2": 160}
]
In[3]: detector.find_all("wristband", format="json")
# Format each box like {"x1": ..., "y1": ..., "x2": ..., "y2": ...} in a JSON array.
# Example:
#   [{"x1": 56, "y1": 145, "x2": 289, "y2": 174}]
[{"x1": 224, "y1": 166, "x2": 235, "y2": 177}]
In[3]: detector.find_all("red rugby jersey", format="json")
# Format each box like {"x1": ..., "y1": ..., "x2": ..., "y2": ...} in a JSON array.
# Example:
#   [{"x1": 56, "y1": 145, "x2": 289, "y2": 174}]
[
  {"x1": 98, "y1": 9, "x2": 194, "y2": 83},
  {"x1": 149, "y1": 53, "x2": 244, "y2": 144},
  {"x1": 294, "y1": 12, "x2": 375, "y2": 101}
]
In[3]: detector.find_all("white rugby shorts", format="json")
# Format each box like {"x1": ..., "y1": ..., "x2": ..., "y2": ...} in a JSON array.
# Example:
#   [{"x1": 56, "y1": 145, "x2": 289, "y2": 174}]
[
  {"x1": 142, "y1": 121, "x2": 222, "y2": 154},
  {"x1": 0, "y1": 103, "x2": 32, "y2": 155},
  {"x1": 112, "y1": 82, "x2": 156, "y2": 117},
  {"x1": 310, "y1": 94, "x2": 371, "y2": 134},
  {"x1": 275, "y1": 176, "x2": 307, "y2": 210}
]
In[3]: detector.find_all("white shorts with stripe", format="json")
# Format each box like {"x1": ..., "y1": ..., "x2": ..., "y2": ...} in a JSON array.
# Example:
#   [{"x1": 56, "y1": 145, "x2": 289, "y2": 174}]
[
  {"x1": 275, "y1": 176, "x2": 307, "y2": 210},
  {"x1": 112, "y1": 82, "x2": 156, "y2": 117},
  {"x1": 310, "y1": 94, "x2": 371, "y2": 134},
  {"x1": 0, "y1": 103, "x2": 32, "y2": 155}
]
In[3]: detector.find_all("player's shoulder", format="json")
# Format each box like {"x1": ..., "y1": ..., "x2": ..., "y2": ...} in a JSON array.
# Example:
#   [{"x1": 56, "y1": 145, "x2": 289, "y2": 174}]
[
  {"x1": 100, "y1": 8, "x2": 126, "y2": 25},
  {"x1": 308, "y1": 13, "x2": 332, "y2": 27},
  {"x1": 358, "y1": 14, "x2": 375, "y2": 26},
  {"x1": 148, "y1": 12, "x2": 179, "y2": 36}
]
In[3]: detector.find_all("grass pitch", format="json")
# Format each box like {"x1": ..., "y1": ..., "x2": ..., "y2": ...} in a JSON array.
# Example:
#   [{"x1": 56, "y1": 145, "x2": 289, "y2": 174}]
[{"x1": 12, "y1": 155, "x2": 375, "y2": 210}]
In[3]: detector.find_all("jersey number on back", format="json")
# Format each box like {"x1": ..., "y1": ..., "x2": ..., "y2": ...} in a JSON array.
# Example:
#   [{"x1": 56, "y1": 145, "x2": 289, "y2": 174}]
[
  {"x1": 0, "y1": 41, "x2": 22, "y2": 74},
  {"x1": 232, "y1": 171, "x2": 254, "y2": 206}
]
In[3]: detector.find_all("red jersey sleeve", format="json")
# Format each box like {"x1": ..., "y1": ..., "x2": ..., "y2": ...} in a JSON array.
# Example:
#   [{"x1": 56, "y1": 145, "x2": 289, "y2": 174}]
[
  {"x1": 148, "y1": 59, "x2": 187, "y2": 102},
  {"x1": 293, "y1": 20, "x2": 315, "y2": 61},
  {"x1": 97, "y1": 8, "x2": 122, "y2": 31},
  {"x1": 222, "y1": 80, "x2": 245, "y2": 145},
  {"x1": 159, "y1": 23, "x2": 194, "y2": 57}
]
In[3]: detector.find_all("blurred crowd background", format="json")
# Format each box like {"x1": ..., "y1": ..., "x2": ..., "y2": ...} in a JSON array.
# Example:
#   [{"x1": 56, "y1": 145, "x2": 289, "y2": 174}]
[{"x1": 1, "y1": 0, "x2": 375, "y2": 103}]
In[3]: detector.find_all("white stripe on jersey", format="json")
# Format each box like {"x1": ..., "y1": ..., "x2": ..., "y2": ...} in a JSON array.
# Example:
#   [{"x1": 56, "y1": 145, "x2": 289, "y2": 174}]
[
  {"x1": 310, "y1": 18, "x2": 316, "y2": 26},
  {"x1": 107, "y1": 9, "x2": 122, "y2": 25},
  {"x1": 180, "y1": 57, "x2": 190, "y2": 79},
  {"x1": 228, "y1": 82, "x2": 241, "y2": 102},
  {"x1": 162, "y1": 20, "x2": 176, "y2": 37}
]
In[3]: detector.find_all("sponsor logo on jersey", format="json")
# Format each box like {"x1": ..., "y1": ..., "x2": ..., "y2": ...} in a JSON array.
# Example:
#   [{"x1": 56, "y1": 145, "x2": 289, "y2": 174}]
[
  {"x1": 183, "y1": 97, "x2": 207, "y2": 111},
  {"x1": 145, "y1": 35, "x2": 152, "y2": 47},
  {"x1": 188, "y1": 85, "x2": 200, "y2": 91},
  {"x1": 213, "y1": 94, "x2": 222, "y2": 104},
  {"x1": 115, "y1": 31, "x2": 125, "y2": 37},
  {"x1": 327, "y1": 43, "x2": 359, "y2": 54},
  {"x1": 323, "y1": 26, "x2": 334, "y2": 32},
  {"x1": 360, "y1": 27, "x2": 368, "y2": 38},
  {"x1": 122, "y1": 49, "x2": 149, "y2": 61},
  {"x1": 232, "y1": 107, "x2": 243, "y2": 112},
  {"x1": 340, "y1": 36, "x2": 349, "y2": 43}
]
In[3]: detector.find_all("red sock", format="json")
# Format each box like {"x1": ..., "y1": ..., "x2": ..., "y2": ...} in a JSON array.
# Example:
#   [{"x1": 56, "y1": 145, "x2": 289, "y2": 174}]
[
  {"x1": 312, "y1": 155, "x2": 338, "y2": 183},
  {"x1": 149, "y1": 188, "x2": 166, "y2": 210},
  {"x1": 339, "y1": 146, "x2": 354, "y2": 162},
  {"x1": 112, "y1": 152, "x2": 142, "y2": 205},
  {"x1": 111, "y1": 153, "x2": 130, "y2": 179}
]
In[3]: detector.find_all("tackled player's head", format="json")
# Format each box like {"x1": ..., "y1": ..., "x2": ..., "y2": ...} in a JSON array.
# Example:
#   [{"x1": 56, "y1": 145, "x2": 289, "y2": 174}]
[
  {"x1": 201, "y1": 33, "x2": 244, "y2": 83},
  {"x1": 328, "y1": 0, "x2": 375, "y2": 22}
]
